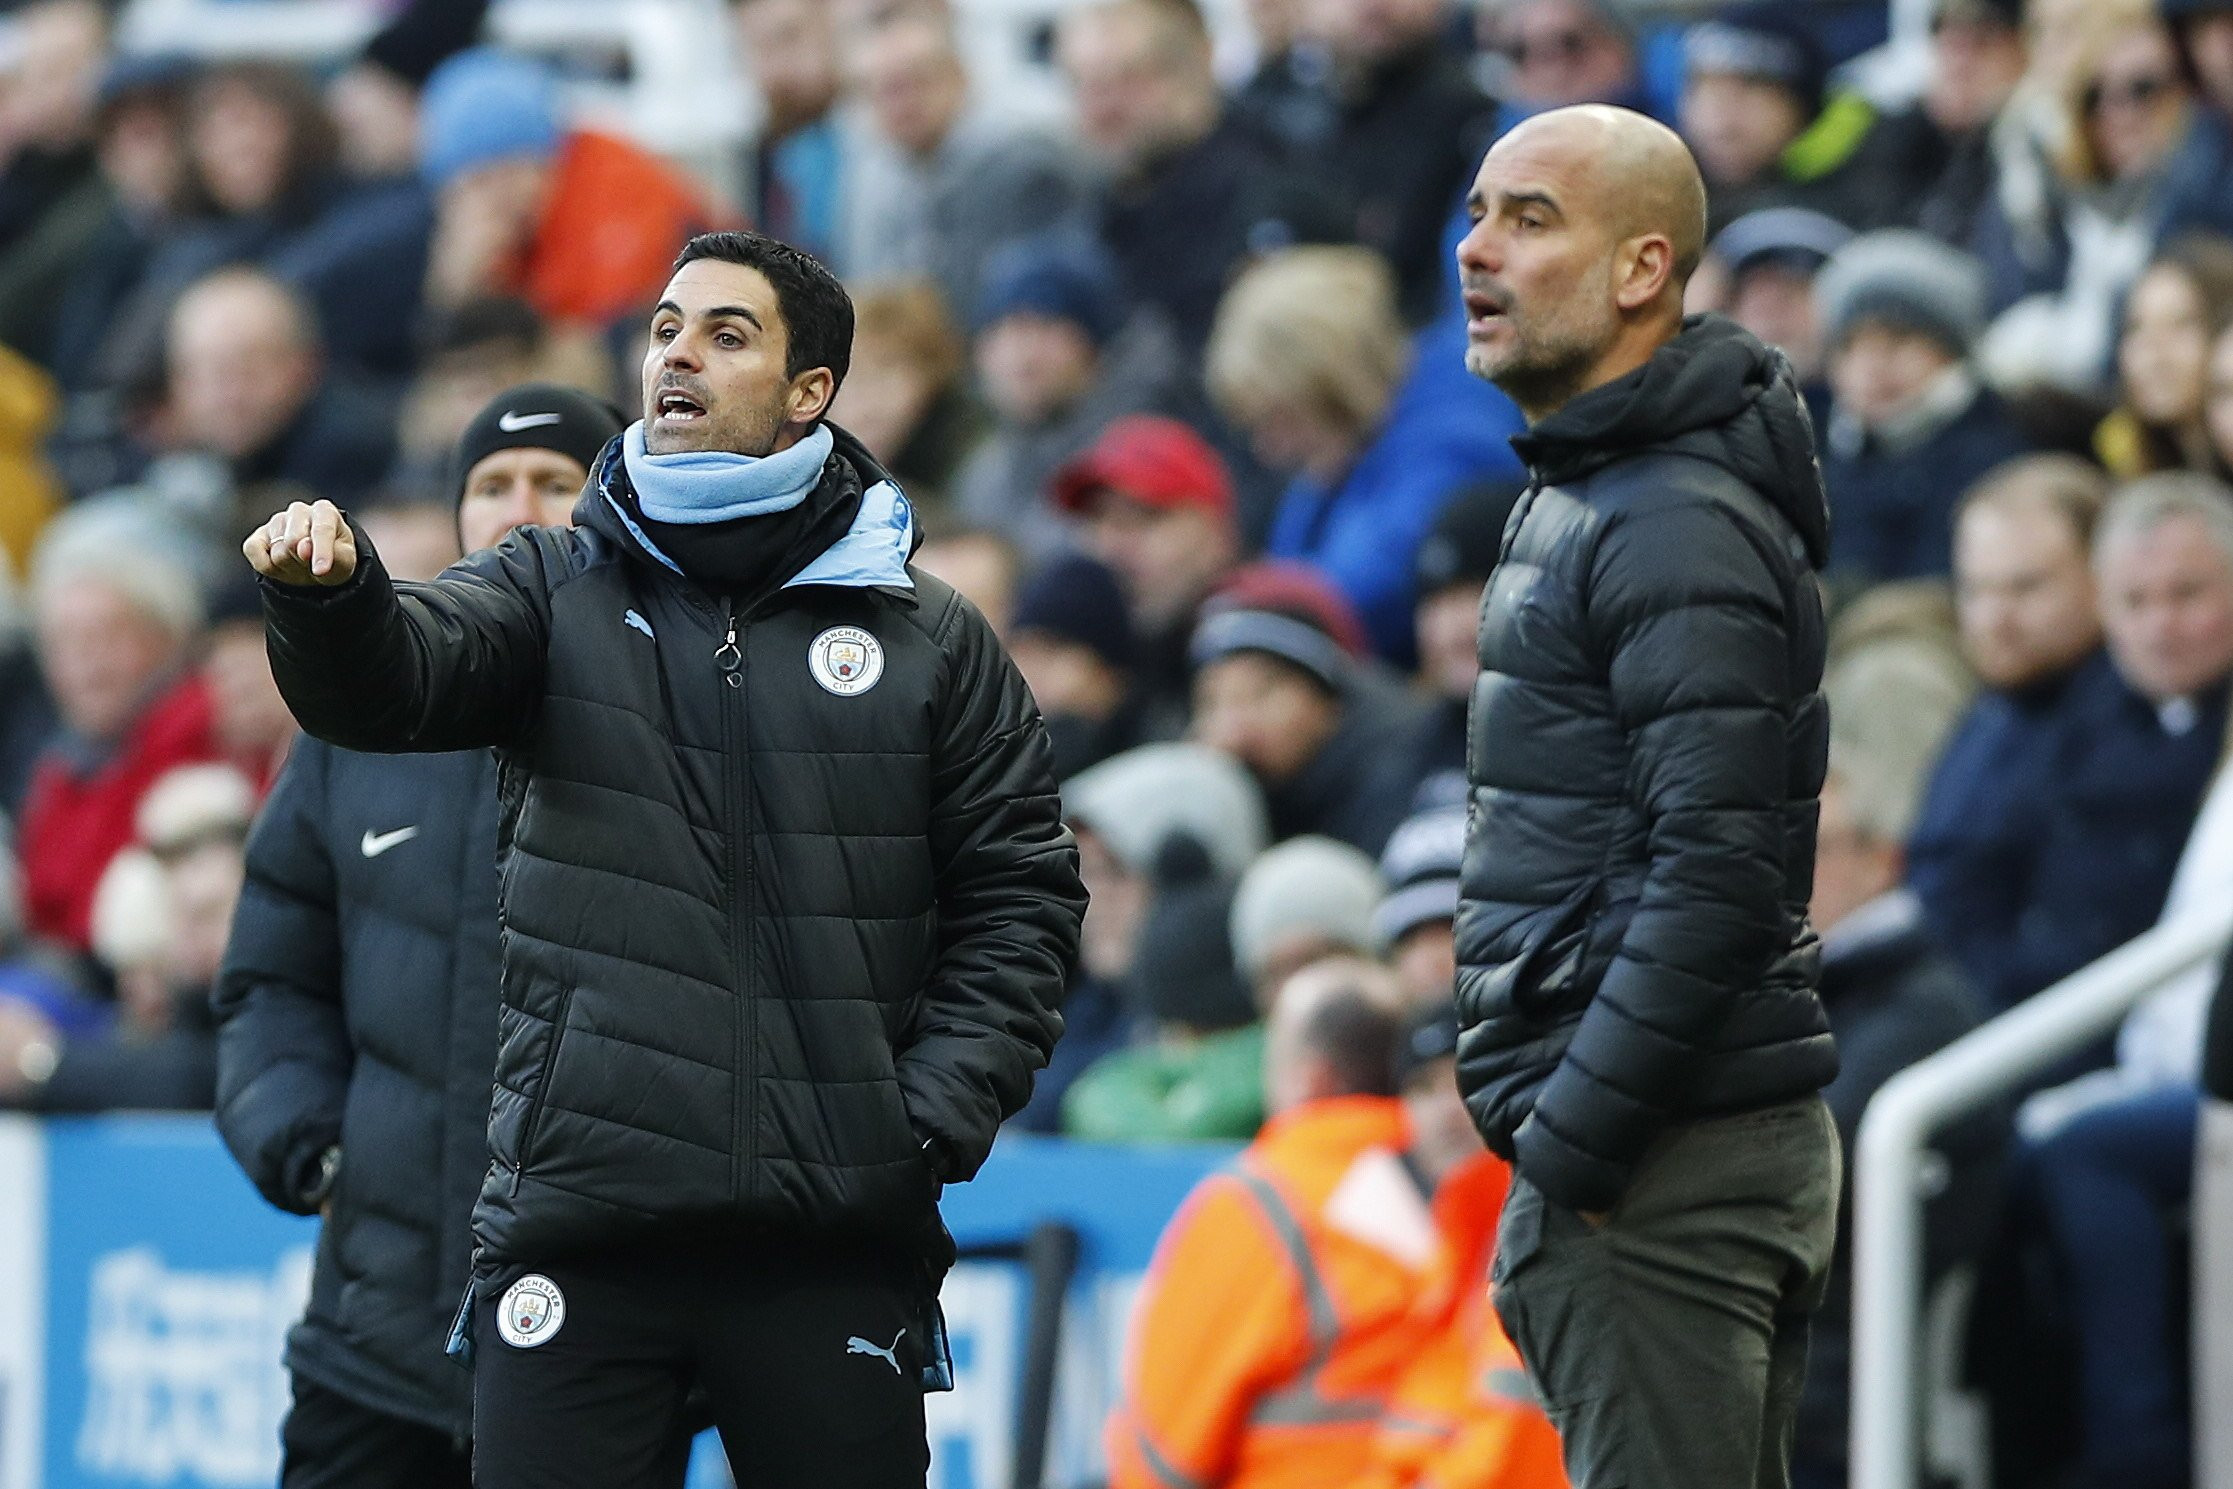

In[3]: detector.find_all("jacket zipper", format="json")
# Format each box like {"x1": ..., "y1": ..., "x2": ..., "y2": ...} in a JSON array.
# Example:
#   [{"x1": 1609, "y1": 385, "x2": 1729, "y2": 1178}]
[
  {"x1": 715, "y1": 600, "x2": 752, "y2": 1204},
  {"x1": 512, "y1": 986, "x2": 573, "y2": 1195}
]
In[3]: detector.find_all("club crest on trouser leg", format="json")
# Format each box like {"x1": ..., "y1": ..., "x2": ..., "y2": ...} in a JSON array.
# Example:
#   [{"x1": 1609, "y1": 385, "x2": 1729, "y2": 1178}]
[
  {"x1": 496, "y1": 1274, "x2": 567, "y2": 1348},
  {"x1": 809, "y1": 626, "x2": 885, "y2": 696}
]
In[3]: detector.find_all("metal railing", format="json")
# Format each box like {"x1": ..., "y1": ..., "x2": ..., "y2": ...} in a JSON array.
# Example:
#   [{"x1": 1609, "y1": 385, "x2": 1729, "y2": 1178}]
[{"x1": 1850, "y1": 904, "x2": 2233, "y2": 1489}]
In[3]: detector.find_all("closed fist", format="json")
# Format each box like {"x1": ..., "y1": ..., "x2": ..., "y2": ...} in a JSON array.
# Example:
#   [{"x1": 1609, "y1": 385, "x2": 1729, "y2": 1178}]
[{"x1": 245, "y1": 500, "x2": 357, "y2": 586}]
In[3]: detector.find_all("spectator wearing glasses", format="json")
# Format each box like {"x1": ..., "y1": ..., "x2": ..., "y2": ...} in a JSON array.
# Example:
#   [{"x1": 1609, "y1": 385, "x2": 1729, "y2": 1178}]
[
  {"x1": 1478, "y1": 0, "x2": 1649, "y2": 116},
  {"x1": 1976, "y1": 0, "x2": 2233, "y2": 395}
]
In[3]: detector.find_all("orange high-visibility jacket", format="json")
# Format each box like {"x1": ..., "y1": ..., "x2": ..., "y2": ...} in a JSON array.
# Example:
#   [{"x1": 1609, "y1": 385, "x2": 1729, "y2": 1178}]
[
  {"x1": 1362, "y1": 1156, "x2": 1567, "y2": 1489},
  {"x1": 1107, "y1": 1096, "x2": 1448, "y2": 1489}
]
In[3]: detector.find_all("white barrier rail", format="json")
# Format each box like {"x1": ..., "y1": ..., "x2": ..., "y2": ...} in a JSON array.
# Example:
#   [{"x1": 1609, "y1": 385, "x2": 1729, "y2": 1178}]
[{"x1": 1850, "y1": 905, "x2": 2233, "y2": 1489}]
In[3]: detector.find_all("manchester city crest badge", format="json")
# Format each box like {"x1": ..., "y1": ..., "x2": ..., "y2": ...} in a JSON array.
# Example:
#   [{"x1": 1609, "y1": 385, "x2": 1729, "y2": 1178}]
[
  {"x1": 809, "y1": 626, "x2": 884, "y2": 697},
  {"x1": 496, "y1": 1274, "x2": 567, "y2": 1348}
]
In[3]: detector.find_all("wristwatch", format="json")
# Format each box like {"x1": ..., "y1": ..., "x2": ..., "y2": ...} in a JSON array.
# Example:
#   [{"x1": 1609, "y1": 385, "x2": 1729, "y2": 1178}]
[{"x1": 300, "y1": 1144, "x2": 342, "y2": 1210}]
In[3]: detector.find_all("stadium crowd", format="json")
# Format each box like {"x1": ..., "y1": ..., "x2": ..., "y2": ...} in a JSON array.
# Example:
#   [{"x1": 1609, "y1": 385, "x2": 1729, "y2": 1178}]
[{"x1": 0, "y1": 0, "x2": 2227, "y2": 1483}]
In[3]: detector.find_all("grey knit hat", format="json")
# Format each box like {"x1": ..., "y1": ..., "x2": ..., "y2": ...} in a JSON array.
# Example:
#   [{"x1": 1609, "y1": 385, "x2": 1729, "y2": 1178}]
[
  {"x1": 1064, "y1": 743, "x2": 1269, "y2": 883},
  {"x1": 1229, "y1": 836, "x2": 1384, "y2": 986},
  {"x1": 1814, "y1": 230, "x2": 1990, "y2": 358}
]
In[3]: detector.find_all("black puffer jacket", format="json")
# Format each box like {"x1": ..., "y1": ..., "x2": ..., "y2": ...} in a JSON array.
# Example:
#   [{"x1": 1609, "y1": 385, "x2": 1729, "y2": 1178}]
[
  {"x1": 1456, "y1": 317, "x2": 1838, "y2": 1213},
  {"x1": 260, "y1": 427, "x2": 1083, "y2": 1274},
  {"x1": 213, "y1": 742, "x2": 499, "y2": 1439}
]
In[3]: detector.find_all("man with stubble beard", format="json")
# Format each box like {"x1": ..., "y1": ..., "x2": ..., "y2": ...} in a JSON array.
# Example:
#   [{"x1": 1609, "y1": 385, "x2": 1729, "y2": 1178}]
[
  {"x1": 1451, "y1": 106, "x2": 1841, "y2": 1489},
  {"x1": 243, "y1": 231, "x2": 1084, "y2": 1489}
]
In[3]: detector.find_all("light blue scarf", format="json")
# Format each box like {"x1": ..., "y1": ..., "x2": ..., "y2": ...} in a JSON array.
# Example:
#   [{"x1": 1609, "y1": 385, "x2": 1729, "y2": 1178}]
[{"x1": 620, "y1": 420, "x2": 834, "y2": 524}]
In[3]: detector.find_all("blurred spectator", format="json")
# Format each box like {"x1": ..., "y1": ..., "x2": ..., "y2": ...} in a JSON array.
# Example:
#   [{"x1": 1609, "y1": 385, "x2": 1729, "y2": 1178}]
[
  {"x1": 1479, "y1": 0, "x2": 1646, "y2": 115},
  {"x1": 1387, "y1": 480, "x2": 1523, "y2": 804},
  {"x1": 1373, "y1": 803, "x2": 1467, "y2": 1009},
  {"x1": 1817, "y1": 230, "x2": 2033, "y2": 581},
  {"x1": 83, "y1": 60, "x2": 432, "y2": 387},
  {"x1": 1358, "y1": 1002, "x2": 1561, "y2": 1489},
  {"x1": 392, "y1": 296, "x2": 610, "y2": 493},
  {"x1": 163, "y1": 266, "x2": 397, "y2": 510},
  {"x1": 910, "y1": 525, "x2": 1019, "y2": 637},
  {"x1": 0, "y1": 1, "x2": 113, "y2": 368},
  {"x1": 1008, "y1": 553, "x2": 1141, "y2": 779},
  {"x1": 1846, "y1": 0, "x2": 2029, "y2": 247},
  {"x1": 1054, "y1": 414, "x2": 1241, "y2": 738},
  {"x1": 1974, "y1": 0, "x2": 2233, "y2": 395},
  {"x1": 829, "y1": 278, "x2": 982, "y2": 511},
  {"x1": 0, "y1": 763, "x2": 251, "y2": 1110},
  {"x1": 1938, "y1": 473, "x2": 2233, "y2": 1015},
  {"x1": 2096, "y1": 233, "x2": 2233, "y2": 477},
  {"x1": 419, "y1": 49, "x2": 715, "y2": 331},
  {"x1": 47, "y1": 54, "x2": 197, "y2": 395},
  {"x1": 1105, "y1": 955, "x2": 1416, "y2": 1489},
  {"x1": 0, "y1": 562, "x2": 55, "y2": 814},
  {"x1": 1909, "y1": 456, "x2": 2109, "y2": 996},
  {"x1": 1230, "y1": 835, "x2": 1384, "y2": 1004},
  {"x1": 1691, "y1": 206, "x2": 1852, "y2": 407},
  {"x1": 1064, "y1": 833, "x2": 1379, "y2": 1142},
  {"x1": 1284, "y1": 0, "x2": 1499, "y2": 324},
  {"x1": 731, "y1": 0, "x2": 846, "y2": 261},
  {"x1": 2211, "y1": 318, "x2": 2233, "y2": 471},
  {"x1": 201, "y1": 575, "x2": 291, "y2": 793},
  {"x1": 1190, "y1": 564, "x2": 1418, "y2": 853},
  {"x1": 1677, "y1": 5, "x2": 1891, "y2": 232},
  {"x1": 949, "y1": 234, "x2": 1182, "y2": 562},
  {"x1": 1050, "y1": 742, "x2": 1265, "y2": 1139},
  {"x1": 325, "y1": 0, "x2": 490, "y2": 180},
  {"x1": 1822, "y1": 584, "x2": 1977, "y2": 820},
  {"x1": 0, "y1": 339, "x2": 62, "y2": 575},
  {"x1": 2170, "y1": 0, "x2": 2233, "y2": 119},
  {"x1": 1058, "y1": 0, "x2": 1334, "y2": 362},
  {"x1": 357, "y1": 501, "x2": 461, "y2": 583},
  {"x1": 843, "y1": 8, "x2": 1086, "y2": 317},
  {"x1": 20, "y1": 517, "x2": 218, "y2": 950},
  {"x1": 1791, "y1": 757, "x2": 2002, "y2": 1489},
  {"x1": 1208, "y1": 247, "x2": 1520, "y2": 660}
]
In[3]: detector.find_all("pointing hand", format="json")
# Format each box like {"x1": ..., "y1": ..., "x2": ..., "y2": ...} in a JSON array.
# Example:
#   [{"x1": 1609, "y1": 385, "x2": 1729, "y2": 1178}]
[{"x1": 245, "y1": 500, "x2": 358, "y2": 587}]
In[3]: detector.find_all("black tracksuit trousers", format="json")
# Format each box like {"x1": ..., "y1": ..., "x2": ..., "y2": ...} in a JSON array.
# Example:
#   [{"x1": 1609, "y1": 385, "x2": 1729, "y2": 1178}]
[{"x1": 470, "y1": 1231, "x2": 933, "y2": 1489}]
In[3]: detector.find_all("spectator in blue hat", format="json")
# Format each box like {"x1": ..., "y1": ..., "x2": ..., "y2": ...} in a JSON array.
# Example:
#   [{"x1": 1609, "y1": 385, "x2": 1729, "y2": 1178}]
[
  {"x1": 949, "y1": 234, "x2": 1184, "y2": 562},
  {"x1": 1007, "y1": 553, "x2": 1143, "y2": 780},
  {"x1": 418, "y1": 49, "x2": 717, "y2": 331},
  {"x1": 1694, "y1": 205, "x2": 1853, "y2": 418}
]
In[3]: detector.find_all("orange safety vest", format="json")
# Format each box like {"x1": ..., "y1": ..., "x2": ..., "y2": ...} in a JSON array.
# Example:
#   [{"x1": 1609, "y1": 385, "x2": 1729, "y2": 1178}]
[
  {"x1": 514, "y1": 130, "x2": 722, "y2": 327},
  {"x1": 1107, "y1": 1096, "x2": 1448, "y2": 1489},
  {"x1": 1361, "y1": 1156, "x2": 1568, "y2": 1489}
]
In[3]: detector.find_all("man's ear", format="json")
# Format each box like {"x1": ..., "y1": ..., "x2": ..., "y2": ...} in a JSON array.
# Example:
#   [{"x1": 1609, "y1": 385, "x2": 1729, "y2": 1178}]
[
  {"x1": 788, "y1": 368, "x2": 837, "y2": 425},
  {"x1": 1615, "y1": 235, "x2": 1676, "y2": 314}
]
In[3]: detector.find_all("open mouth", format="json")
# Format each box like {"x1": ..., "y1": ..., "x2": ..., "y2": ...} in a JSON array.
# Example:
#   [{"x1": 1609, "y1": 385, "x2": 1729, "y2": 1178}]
[
  {"x1": 656, "y1": 390, "x2": 708, "y2": 423},
  {"x1": 1463, "y1": 290, "x2": 1509, "y2": 334}
]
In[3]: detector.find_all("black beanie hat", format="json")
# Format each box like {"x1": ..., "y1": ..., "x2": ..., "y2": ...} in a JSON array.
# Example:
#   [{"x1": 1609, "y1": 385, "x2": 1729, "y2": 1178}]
[
  {"x1": 363, "y1": 0, "x2": 492, "y2": 89},
  {"x1": 453, "y1": 383, "x2": 624, "y2": 506}
]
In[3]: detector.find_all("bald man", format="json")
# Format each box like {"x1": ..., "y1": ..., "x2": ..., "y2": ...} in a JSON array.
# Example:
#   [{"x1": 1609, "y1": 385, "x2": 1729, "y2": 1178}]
[{"x1": 1449, "y1": 107, "x2": 1841, "y2": 1489}]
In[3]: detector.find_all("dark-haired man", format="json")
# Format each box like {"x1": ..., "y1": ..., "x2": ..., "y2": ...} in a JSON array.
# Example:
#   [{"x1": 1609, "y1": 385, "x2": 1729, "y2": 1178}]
[
  {"x1": 244, "y1": 231, "x2": 1084, "y2": 1489},
  {"x1": 216, "y1": 383, "x2": 625, "y2": 1489},
  {"x1": 1455, "y1": 106, "x2": 1839, "y2": 1488}
]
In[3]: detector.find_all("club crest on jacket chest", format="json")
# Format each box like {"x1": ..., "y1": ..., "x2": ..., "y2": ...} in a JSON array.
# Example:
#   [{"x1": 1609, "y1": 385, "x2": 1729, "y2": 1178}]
[{"x1": 809, "y1": 625, "x2": 884, "y2": 696}]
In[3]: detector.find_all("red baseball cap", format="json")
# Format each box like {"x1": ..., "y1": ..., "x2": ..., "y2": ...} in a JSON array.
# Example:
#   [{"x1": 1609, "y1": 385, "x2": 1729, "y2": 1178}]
[{"x1": 1052, "y1": 416, "x2": 1234, "y2": 520}]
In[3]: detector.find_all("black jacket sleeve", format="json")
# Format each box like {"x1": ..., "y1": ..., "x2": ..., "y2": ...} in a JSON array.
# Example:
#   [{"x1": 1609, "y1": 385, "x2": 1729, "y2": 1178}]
[
  {"x1": 261, "y1": 521, "x2": 558, "y2": 754},
  {"x1": 896, "y1": 589, "x2": 1085, "y2": 1181},
  {"x1": 211, "y1": 741, "x2": 352, "y2": 1214},
  {"x1": 1513, "y1": 500, "x2": 1801, "y2": 1211}
]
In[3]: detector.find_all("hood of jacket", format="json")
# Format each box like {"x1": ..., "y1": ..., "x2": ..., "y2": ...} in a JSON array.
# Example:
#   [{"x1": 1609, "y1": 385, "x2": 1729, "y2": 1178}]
[
  {"x1": 577, "y1": 420, "x2": 920, "y2": 592},
  {"x1": 1511, "y1": 314, "x2": 1831, "y2": 569}
]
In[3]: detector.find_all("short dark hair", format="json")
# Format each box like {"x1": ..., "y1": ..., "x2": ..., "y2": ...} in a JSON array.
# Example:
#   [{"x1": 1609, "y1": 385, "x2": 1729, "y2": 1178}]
[
  {"x1": 1299, "y1": 983, "x2": 1401, "y2": 1099},
  {"x1": 673, "y1": 231, "x2": 855, "y2": 392}
]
